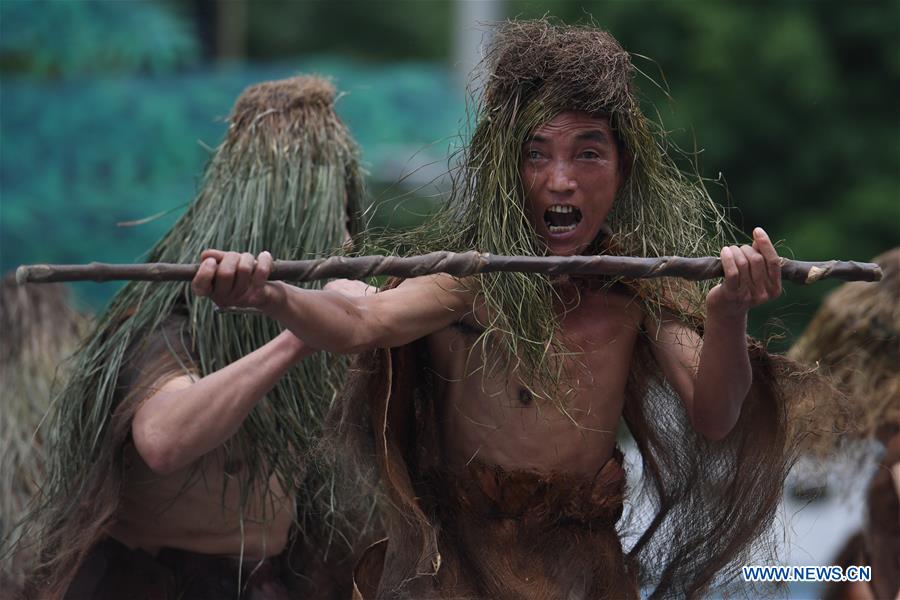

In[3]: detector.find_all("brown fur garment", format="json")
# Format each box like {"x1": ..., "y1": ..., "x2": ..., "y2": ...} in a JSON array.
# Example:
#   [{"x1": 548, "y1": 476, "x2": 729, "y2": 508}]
[
  {"x1": 340, "y1": 341, "x2": 638, "y2": 600},
  {"x1": 418, "y1": 452, "x2": 637, "y2": 600}
]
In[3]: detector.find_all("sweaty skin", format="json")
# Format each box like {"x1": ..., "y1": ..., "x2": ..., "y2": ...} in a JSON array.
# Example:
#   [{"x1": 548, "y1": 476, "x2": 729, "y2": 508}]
[{"x1": 193, "y1": 112, "x2": 783, "y2": 477}]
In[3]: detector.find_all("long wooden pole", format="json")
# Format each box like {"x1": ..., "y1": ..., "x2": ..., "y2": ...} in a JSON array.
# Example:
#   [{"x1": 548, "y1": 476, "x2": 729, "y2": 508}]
[{"x1": 16, "y1": 252, "x2": 882, "y2": 286}]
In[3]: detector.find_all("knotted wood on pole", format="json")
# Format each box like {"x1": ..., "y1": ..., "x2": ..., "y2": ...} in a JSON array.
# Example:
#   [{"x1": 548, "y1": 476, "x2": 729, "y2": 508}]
[{"x1": 16, "y1": 252, "x2": 882, "y2": 286}]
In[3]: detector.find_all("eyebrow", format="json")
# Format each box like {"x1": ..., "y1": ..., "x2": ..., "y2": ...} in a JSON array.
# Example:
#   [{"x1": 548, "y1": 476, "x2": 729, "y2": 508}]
[
  {"x1": 523, "y1": 130, "x2": 612, "y2": 145},
  {"x1": 575, "y1": 130, "x2": 611, "y2": 144}
]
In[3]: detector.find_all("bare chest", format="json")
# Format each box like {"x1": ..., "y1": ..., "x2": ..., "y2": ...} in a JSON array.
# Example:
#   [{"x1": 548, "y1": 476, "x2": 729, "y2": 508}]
[{"x1": 428, "y1": 286, "x2": 644, "y2": 474}]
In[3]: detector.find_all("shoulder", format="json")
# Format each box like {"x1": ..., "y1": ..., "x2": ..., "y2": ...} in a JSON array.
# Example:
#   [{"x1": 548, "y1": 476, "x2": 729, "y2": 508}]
[{"x1": 118, "y1": 310, "x2": 199, "y2": 396}]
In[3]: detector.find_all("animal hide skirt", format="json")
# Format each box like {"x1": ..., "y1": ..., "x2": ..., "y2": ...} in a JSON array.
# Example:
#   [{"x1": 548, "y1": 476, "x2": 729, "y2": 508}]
[{"x1": 353, "y1": 449, "x2": 639, "y2": 599}]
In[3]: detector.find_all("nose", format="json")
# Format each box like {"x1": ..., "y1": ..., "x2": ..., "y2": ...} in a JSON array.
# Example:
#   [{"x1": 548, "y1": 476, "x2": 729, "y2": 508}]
[{"x1": 547, "y1": 160, "x2": 576, "y2": 193}]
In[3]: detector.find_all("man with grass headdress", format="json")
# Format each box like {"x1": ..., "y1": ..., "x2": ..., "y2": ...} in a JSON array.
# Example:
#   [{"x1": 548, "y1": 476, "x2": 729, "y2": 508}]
[
  {"x1": 790, "y1": 248, "x2": 899, "y2": 600},
  {"x1": 17, "y1": 76, "x2": 370, "y2": 599},
  {"x1": 194, "y1": 21, "x2": 825, "y2": 599}
]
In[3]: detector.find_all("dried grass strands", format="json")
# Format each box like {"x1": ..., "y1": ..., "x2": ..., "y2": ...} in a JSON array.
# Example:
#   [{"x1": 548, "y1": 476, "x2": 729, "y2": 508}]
[
  {"x1": 788, "y1": 247, "x2": 900, "y2": 455},
  {"x1": 0, "y1": 273, "x2": 89, "y2": 585}
]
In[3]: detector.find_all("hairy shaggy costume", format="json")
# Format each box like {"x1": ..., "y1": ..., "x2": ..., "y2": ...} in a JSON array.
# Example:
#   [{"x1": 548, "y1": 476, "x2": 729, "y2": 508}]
[
  {"x1": 333, "y1": 20, "x2": 832, "y2": 599},
  {"x1": 789, "y1": 248, "x2": 900, "y2": 452},
  {"x1": 346, "y1": 338, "x2": 639, "y2": 600},
  {"x1": 14, "y1": 76, "x2": 369, "y2": 599},
  {"x1": 0, "y1": 276, "x2": 89, "y2": 589}
]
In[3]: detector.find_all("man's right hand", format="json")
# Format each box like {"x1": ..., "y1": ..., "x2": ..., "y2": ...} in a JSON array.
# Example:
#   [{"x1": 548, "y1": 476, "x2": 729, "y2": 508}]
[{"x1": 191, "y1": 249, "x2": 282, "y2": 311}]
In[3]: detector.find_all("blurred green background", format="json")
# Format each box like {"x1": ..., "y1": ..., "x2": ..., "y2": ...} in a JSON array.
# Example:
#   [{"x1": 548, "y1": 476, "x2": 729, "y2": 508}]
[{"x1": 1, "y1": 0, "x2": 898, "y2": 350}]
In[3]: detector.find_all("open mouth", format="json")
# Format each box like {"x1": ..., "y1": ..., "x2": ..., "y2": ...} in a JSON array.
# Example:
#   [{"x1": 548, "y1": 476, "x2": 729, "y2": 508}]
[{"x1": 543, "y1": 204, "x2": 582, "y2": 234}]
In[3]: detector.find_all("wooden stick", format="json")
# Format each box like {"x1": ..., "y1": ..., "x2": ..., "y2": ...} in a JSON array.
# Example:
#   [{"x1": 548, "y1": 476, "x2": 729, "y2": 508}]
[{"x1": 16, "y1": 252, "x2": 882, "y2": 286}]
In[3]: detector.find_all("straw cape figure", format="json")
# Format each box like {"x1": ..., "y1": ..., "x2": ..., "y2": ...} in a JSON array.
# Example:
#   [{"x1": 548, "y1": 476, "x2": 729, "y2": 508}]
[
  {"x1": 789, "y1": 248, "x2": 900, "y2": 600},
  {"x1": 14, "y1": 76, "x2": 372, "y2": 599},
  {"x1": 192, "y1": 21, "x2": 831, "y2": 598},
  {"x1": 0, "y1": 275, "x2": 89, "y2": 590}
]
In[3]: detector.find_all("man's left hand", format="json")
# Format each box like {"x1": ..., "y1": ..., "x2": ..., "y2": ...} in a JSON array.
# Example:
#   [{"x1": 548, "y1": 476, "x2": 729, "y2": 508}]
[{"x1": 707, "y1": 227, "x2": 782, "y2": 317}]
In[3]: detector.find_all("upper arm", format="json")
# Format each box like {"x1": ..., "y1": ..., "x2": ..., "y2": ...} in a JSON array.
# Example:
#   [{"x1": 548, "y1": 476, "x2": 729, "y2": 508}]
[
  {"x1": 348, "y1": 274, "x2": 474, "y2": 351},
  {"x1": 129, "y1": 370, "x2": 197, "y2": 472},
  {"x1": 119, "y1": 316, "x2": 200, "y2": 442},
  {"x1": 643, "y1": 309, "x2": 702, "y2": 412},
  {"x1": 131, "y1": 373, "x2": 194, "y2": 431}
]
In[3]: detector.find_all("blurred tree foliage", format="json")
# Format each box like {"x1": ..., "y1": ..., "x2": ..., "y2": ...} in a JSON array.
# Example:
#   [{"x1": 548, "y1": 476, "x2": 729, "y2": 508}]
[
  {"x1": 0, "y1": 1, "x2": 199, "y2": 76},
  {"x1": 239, "y1": 0, "x2": 453, "y2": 62}
]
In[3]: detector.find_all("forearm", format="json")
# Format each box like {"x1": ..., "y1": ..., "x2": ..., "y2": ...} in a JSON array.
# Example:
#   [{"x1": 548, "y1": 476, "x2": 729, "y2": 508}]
[
  {"x1": 263, "y1": 282, "x2": 372, "y2": 354},
  {"x1": 193, "y1": 250, "x2": 470, "y2": 353},
  {"x1": 692, "y1": 311, "x2": 752, "y2": 440},
  {"x1": 132, "y1": 330, "x2": 313, "y2": 474}
]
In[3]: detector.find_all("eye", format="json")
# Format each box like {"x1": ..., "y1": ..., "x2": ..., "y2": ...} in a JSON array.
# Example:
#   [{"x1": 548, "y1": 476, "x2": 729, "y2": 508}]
[
  {"x1": 525, "y1": 149, "x2": 543, "y2": 160},
  {"x1": 579, "y1": 149, "x2": 601, "y2": 159}
]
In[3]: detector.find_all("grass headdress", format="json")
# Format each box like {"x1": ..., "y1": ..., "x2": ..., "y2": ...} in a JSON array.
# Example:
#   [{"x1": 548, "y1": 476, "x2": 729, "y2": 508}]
[
  {"x1": 789, "y1": 247, "x2": 900, "y2": 449},
  {"x1": 386, "y1": 18, "x2": 733, "y2": 389},
  {"x1": 20, "y1": 75, "x2": 365, "y2": 595}
]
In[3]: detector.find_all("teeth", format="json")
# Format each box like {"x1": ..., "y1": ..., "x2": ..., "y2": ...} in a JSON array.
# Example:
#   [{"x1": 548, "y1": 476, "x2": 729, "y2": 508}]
[
  {"x1": 548, "y1": 205, "x2": 574, "y2": 214},
  {"x1": 548, "y1": 224, "x2": 577, "y2": 233}
]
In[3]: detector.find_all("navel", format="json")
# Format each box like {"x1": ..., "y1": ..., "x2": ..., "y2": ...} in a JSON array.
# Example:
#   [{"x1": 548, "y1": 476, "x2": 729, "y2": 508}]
[{"x1": 518, "y1": 388, "x2": 533, "y2": 405}]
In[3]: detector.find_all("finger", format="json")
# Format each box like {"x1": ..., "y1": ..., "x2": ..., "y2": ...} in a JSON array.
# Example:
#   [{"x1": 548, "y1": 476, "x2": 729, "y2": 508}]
[
  {"x1": 740, "y1": 244, "x2": 767, "y2": 303},
  {"x1": 752, "y1": 227, "x2": 782, "y2": 295},
  {"x1": 731, "y1": 245, "x2": 753, "y2": 306},
  {"x1": 213, "y1": 253, "x2": 241, "y2": 298},
  {"x1": 720, "y1": 246, "x2": 740, "y2": 293},
  {"x1": 252, "y1": 251, "x2": 273, "y2": 288},
  {"x1": 192, "y1": 257, "x2": 218, "y2": 297},
  {"x1": 200, "y1": 249, "x2": 226, "y2": 262},
  {"x1": 233, "y1": 253, "x2": 256, "y2": 296}
]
